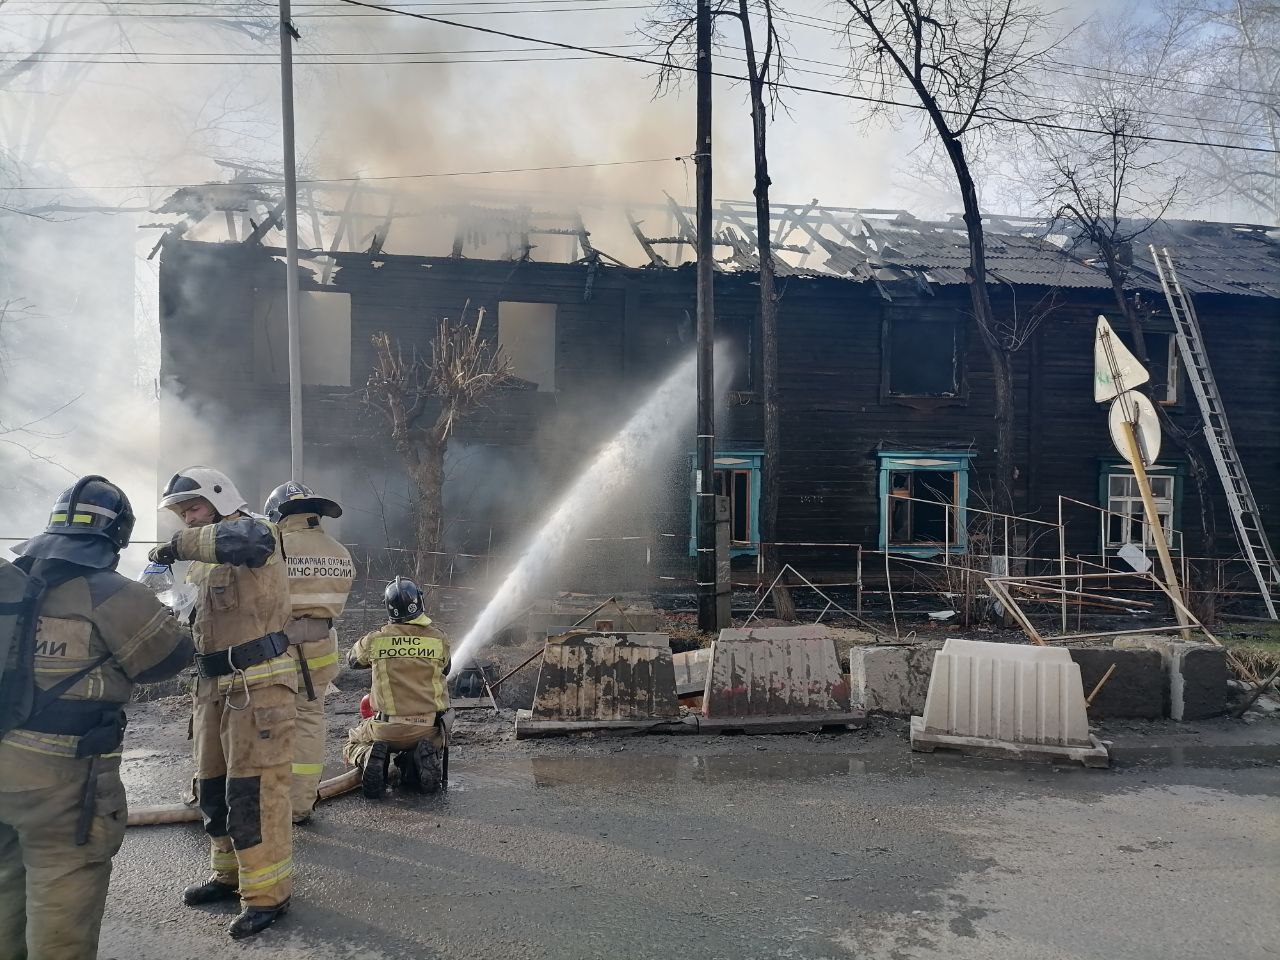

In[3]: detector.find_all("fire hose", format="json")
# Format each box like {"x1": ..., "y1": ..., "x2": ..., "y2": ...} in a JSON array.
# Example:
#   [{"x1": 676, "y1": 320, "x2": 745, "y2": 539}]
[{"x1": 127, "y1": 768, "x2": 361, "y2": 827}]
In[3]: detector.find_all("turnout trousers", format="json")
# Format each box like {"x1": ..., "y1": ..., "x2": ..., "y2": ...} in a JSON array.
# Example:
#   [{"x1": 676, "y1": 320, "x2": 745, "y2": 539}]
[
  {"x1": 0, "y1": 759, "x2": 127, "y2": 960},
  {"x1": 289, "y1": 633, "x2": 341, "y2": 819},
  {"x1": 343, "y1": 715, "x2": 443, "y2": 770},
  {"x1": 193, "y1": 676, "x2": 296, "y2": 909}
]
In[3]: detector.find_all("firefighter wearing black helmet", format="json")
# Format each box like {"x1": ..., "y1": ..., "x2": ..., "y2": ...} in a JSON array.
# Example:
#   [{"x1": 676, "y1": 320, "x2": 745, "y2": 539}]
[
  {"x1": 149, "y1": 466, "x2": 295, "y2": 940},
  {"x1": 344, "y1": 577, "x2": 453, "y2": 798},
  {"x1": 263, "y1": 481, "x2": 355, "y2": 823},
  {"x1": 0, "y1": 477, "x2": 192, "y2": 960}
]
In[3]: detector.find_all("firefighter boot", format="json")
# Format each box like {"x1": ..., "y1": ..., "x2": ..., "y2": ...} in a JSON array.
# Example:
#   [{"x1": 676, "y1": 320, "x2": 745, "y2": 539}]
[
  {"x1": 361, "y1": 741, "x2": 389, "y2": 799},
  {"x1": 229, "y1": 897, "x2": 290, "y2": 939},
  {"x1": 184, "y1": 877, "x2": 240, "y2": 906},
  {"x1": 413, "y1": 738, "x2": 444, "y2": 794}
]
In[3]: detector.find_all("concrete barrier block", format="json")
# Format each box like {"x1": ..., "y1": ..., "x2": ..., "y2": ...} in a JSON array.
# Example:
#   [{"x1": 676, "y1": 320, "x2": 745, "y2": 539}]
[
  {"x1": 702, "y1": 633, "x2": 854, "y2": 720},
  {"x1": 848, "y1": 645, "x2": 935, "y2": 716},
  {"x1": 1068, "y1": 648, "x2": 1165, "y2": 719},
  {"x1": 912, "y1": 638, "x2": 1108, "y2": 767},
  {"x1": 1114, "y1": 636, "x2": 1228, "y2": 720},
  {"x1": 529, "y1": 631, "x2": 679, "y2": 722}
]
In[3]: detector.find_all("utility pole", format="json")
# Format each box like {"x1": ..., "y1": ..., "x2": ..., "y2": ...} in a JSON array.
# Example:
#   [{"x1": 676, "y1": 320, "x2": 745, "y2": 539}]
[
  {"x1": 279, "y1": 0, "x2": 304, "y2": 481},
  {"x1": 695, "y1": 0, "x2": 718, "y2": 631}
]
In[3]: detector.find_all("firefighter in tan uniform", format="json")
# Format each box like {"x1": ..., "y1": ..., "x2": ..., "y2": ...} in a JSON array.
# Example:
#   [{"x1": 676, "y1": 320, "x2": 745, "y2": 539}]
[
  {"x1": 1, "y1": 476, "x2": 193, "y2": 960},
  {"x1": 344, "y1": 576, "x2": 452, "y2": 798},
  {"x1": 148, "y1": 466, "x2": 295, "y2": 940},
  {"x1": 262, "y1": 482, "x2": 355, "y2": 823}
]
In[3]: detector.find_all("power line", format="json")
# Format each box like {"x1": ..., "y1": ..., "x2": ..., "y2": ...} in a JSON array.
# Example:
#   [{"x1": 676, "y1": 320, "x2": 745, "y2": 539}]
[
  {"x1": 773, "y1": 8, "x2": 1278, "y2": 105},
  {"x1": 8, "y1": 42, "x2": 1270, "y2": 140},
  {"x1": 322, "y1": 0, "x2": 1280, "y2": 155},
  {"x1": 0, "y1": 154, "x2": 687, "y2": 191},
  {"x1": 5, "y1": 36, "x2": 1271, "y2": 139},
  {"x1": 5, "y1": 0, "x2": 1276, "y2": 104}
]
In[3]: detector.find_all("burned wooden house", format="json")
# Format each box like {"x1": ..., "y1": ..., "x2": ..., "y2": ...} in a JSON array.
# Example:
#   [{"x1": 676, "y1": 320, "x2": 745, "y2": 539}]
[{"x1": 154, "y1": 182, "x2": 1280, "y2": 606}]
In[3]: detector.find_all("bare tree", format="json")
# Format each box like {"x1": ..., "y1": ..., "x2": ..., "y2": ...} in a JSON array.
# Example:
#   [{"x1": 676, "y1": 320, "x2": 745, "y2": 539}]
[
  {"x1": 647, "y1": 0, "x2": 799, "y2": 617},
  {"x1": 837, "y1": 0, "x2": 1058, "y2": 516},
  {"x1": 1036, "y1": 105, "x2": 1227, "y2": 597},
  {"x1": 365, "y1": 307, "x2": 514, "y2": 588},
  {"x1": 1175, "y1": 0, "x2": 1280, "y2": 222}
]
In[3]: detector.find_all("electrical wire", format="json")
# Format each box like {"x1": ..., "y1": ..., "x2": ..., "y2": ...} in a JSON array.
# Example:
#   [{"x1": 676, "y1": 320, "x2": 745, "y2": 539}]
[
  {"x1": 0, "y1": 154, "x2": 687, "y2": 191},
  {"x1": 6, "y1": 0, "x2": 1272, "y2": 102},
  {"x1": 11, "y1": 42, "x2": 1267, "y2": 141},
  {"x1": 320, "y1": 0, "x2": 1280, "y2": 155}
]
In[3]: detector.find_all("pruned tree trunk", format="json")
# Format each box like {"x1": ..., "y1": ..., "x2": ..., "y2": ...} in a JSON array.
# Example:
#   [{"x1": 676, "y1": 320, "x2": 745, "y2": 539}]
[{"x1": 366, "y1": 313, "x2": 513, "y2": 596}]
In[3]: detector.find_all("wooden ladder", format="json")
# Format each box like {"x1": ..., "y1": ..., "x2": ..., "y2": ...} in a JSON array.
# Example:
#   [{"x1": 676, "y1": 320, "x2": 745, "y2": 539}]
[{"x1": 1150, "y1": 245, "x2": 1279, "y2": 619}]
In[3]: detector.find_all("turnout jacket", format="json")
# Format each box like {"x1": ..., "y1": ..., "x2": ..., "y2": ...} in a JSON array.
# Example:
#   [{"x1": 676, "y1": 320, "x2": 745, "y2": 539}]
[
  {"x1": 175, "y1": 515, "x2": 295, "y2": 691},
  {"x1": 0, "y1": 565, "x2": 192, "y2": 776},
  {"x1": 348, "y1": 616, "x2": 451, "y2": 718},
  {"x1": 278, "y1": 514, "x2": 354, "y2": 622}
]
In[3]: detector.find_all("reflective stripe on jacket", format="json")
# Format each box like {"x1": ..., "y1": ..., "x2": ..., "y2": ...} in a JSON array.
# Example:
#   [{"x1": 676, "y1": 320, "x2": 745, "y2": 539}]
[
  {"x1": 348, "y1": 616, "x2": 451, "y2": 717},
  {"x1": 279, "y1": 514, "x2": 355, "y2": 621}
]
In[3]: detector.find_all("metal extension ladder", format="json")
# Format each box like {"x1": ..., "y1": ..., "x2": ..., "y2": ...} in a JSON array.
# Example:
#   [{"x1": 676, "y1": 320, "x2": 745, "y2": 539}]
[{"x1": 1150, "y1": 245, "x2": 1280, "y2": 619}]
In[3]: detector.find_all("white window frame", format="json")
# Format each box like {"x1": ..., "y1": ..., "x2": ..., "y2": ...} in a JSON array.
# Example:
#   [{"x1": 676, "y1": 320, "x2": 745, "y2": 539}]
[{"x1": 1104, "y1": 471, "x2": 1176, "y2": 551}]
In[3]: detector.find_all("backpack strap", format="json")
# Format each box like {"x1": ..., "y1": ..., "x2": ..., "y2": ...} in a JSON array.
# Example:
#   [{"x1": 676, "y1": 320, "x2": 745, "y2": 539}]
[{"x1": 15, "y1": 562, "x2": 114, "y2": 723}]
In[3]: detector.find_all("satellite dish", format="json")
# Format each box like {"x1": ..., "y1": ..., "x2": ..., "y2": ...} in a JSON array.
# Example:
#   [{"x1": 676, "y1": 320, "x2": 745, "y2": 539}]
[
  {"x1": 1094, "y1": 315, "x2": 1150, "y2": 403},
  {"x1": 1109, "y1": 390, "x2": 1162, "y2": 466}
]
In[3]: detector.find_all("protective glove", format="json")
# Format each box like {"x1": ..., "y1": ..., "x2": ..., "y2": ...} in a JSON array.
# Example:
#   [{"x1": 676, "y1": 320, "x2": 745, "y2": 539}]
[{"x1": 148, "y1": 538, "x2": 179, "y2": 566}]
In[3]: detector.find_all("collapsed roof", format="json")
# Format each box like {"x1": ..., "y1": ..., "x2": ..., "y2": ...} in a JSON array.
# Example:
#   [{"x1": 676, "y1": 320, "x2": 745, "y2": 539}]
[{"x1": 152, "y1": 172, "x2": 1280, "y2": 300}]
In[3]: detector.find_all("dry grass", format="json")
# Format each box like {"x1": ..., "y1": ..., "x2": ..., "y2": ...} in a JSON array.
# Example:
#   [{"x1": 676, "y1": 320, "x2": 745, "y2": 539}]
[{"x1": 1219, "y1": 622, "x2": 1280, "y2": 676}]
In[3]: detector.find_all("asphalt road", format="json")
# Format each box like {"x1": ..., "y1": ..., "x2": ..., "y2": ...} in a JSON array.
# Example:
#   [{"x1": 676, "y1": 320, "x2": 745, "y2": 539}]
[{"x1": 99, "y1": 698, "x2": 1280, "y2": 960}]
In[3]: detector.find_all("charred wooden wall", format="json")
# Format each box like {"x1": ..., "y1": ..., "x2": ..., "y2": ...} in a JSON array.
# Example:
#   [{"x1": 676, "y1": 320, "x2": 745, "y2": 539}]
[{"x1": 158, "y1": 239, "x2": 1280, "y2": 582}]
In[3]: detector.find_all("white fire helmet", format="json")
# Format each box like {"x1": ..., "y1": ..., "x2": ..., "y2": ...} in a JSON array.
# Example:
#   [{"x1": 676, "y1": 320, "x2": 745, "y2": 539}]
[{"x1": 160, "y1": 466, "x2": 249, "y2": 518}]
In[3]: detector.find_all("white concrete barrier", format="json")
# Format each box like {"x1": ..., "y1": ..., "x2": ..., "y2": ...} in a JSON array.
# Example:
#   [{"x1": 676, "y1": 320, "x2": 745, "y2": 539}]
[{"x1": 911, "y1": 638, "x2": 1109, "y2": 767}]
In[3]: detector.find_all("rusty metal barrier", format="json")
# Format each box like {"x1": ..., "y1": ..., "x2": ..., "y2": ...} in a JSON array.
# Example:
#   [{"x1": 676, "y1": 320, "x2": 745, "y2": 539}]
[{"x1": 515, "y1": 631, "x2": 683, "y2": 739}]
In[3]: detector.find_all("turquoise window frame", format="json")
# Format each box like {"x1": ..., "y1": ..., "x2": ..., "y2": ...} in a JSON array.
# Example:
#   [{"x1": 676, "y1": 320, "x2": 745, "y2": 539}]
[
  {"x1": 688, "y1": 450, "x2": 763, "y2": 558},
  {"x1": 877, "y1": 450, "x2": 975, "y2": 555}
]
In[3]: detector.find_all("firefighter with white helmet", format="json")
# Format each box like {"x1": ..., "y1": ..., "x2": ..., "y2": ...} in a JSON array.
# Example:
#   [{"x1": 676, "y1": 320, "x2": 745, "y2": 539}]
[
  {"x1": 0, "y1": 476, "x2": 192, "y2": 960},
  {"x1": 148, "y1": 466, "x2": 296, "y2": 939},
  {"x1": 262, "y1": 481, "x2": 355, "y2": 824}
]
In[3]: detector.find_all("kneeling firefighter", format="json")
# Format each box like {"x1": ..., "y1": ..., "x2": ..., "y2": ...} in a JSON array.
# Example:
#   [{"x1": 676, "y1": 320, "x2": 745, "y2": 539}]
[
  {"x1": 0, "y1": 476, "x2": 193, "y2": 960},
  {"x1": 344, "y1": 577, "x2": 453, "y2": 797},
  {"x1": 148, "y1": 466, "x2": 295, "y2": 940},
  {"x1": 263, "y1": 482, "x2": 355, "y2": 824}
]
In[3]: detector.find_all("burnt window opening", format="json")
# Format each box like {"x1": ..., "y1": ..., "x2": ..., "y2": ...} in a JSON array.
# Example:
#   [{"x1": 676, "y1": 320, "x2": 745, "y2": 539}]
[
  {"x1": 1144, "y1": 331, "x2": 1181, "y2": 404},
  {"x1": 882, "y1": 311, "x2": 963, "y2": 398},
  {"x1": 253, "y1": 289, "x2": 352, "y2": 387},
  {"x1": 1113, "y1": 327, "x2": 1180, "y2": 404},
  {"x1": 498, "y1": 301, "x2": 556, "y2": 391},
  {"x1": 724, "y1": 315, "x2": 756, "y2": 394}
]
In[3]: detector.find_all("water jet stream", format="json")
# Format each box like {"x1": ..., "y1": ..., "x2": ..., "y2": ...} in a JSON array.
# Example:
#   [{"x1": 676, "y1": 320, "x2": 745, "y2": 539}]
[{"x1": 449, "y1": 348, "x2": 720, "y2": 674}]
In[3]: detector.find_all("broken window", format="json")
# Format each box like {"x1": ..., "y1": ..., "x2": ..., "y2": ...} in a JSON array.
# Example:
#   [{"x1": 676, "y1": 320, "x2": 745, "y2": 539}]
[
  {"x1": 1103, "y1": 467, "x2": 1180, "y2": 551},
  {"x1": 1144, "y1": 331, "x2": 1181, "y2": 404},
  {"x1": 253, "y1": 289, "x2": 352, "y2": 387},
  {"x1": 498, "y1": 301, "x2": 556, "y2": 391},
  {"x1": 688, "y1": 451, "x2": 762, "y2": 557},
  {"x1": 1113, "y1": 328, "x2": 1180, "y2": 404},
  {"x1": 882, "y1": 310, "x2": 962, "y2": 398},
  {"x1": 877, "y1": 451, "x2": 974, "y2": 553}
]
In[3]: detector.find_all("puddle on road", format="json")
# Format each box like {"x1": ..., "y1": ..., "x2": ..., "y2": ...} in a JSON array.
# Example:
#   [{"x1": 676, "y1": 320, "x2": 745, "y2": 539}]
[
  {"x1": 1110, "y1": 743, "x2": 1280, "y2": 769},
  {"x1": 520, "y1": 750, "x2": 927, "y2": 789}
]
